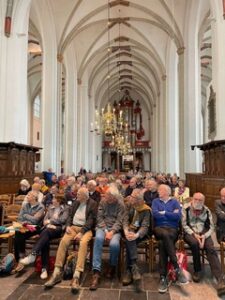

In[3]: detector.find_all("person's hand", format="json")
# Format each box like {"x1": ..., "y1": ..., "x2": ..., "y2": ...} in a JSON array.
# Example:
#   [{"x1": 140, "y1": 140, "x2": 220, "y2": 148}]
[
  {"x1": 47, "y1": 224, "x2": 56, "y2": 229},
  {"x1": 44, "y1": 219, "x2": 50, "y2": 226},
  {"x1": 193, "y1": 233, "x2": 202, "y2": 246},
  {"x1": 74, "y1": 232, "x2": 83, "y2": 241},
  {"x1": 105, "y1": 230, "x2": 114, "y2": 241},
  {"x1": 159, "y1": 210, "x2": 165, "y2": 215},
  {"x1": 66, "y1": 226, "x2": 72, "y2": 234},
  {"x1": 199, "y1": 235, "x2": 205, "y2": 249},
  {"x1": 173, "y1": 208, "x2": 179, "y2": 213},
  {"x1": 127, "y1": 232, "x2": 139, "y2": 241}
]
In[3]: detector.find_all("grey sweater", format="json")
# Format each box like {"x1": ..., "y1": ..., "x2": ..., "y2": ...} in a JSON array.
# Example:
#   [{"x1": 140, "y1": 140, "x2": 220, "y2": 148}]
[{"x1": 96, "y1": 199, "x2": 125, "y2": 233}]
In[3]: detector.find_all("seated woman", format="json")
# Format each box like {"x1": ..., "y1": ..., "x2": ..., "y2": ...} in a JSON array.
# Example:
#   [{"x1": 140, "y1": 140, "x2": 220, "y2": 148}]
[
  {"x1": 14, "y1": 191, "x2": 45, "y2": 268},
  {"x1": 20, "y1": 195, "x2": 69, "y2": 279},
  {"x1": 17, "y1": 179, "x2": 31, "y2": 196},
  {"x1": 174, "y1": 179, "x2": 190, "y2": 205}
]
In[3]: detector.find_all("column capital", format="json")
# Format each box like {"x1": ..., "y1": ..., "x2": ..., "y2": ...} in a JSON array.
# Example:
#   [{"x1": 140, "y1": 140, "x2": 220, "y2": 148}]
[
  {"x1": 177, "y1": 47, "x2": 185, "y2": 55},
  {"x1": 57, "y1": 53, "x2": 63, "y2": 63},
  {"x1": 77, "y1": 78, "x2": 82, "y2": 85}
]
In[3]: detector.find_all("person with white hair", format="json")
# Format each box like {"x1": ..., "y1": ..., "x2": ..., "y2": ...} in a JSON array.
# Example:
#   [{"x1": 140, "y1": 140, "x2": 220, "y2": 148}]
[
  {"x1": 152, "y1": 184, "x2": 188, "y2": 293},
  {"x1": 87, "y1": 180, "x2": 101, "y2": 204},
  {"x1": 45, "y1": 187, "x2": 97, "y2": 294},
  {"x1": 17, "y1": 179, "x2": 31, "y2": 195},
  {"x1": 122, "y1": 189, "x2": 151, "y2": 292},
  {"x1": 90, "y1": 185, "x2": 125, "y2": 290}
]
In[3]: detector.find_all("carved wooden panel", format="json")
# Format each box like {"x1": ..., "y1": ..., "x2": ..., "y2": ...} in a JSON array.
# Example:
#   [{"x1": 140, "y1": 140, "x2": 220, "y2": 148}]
[
  {"x1": 19, "y1": 150, "x2": 27, "y2": 176},
  {"x1": 10, "y1": 148, "x2": 19, "y2": 176},
  {"x1": 27, "y1": 151, "x2": 34, "y2": 175}
]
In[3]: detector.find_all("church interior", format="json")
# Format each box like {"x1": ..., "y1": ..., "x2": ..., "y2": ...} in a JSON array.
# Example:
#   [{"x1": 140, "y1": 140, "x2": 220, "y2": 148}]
[{"x1": 1, "y1": 0, "x2": 225, "y2": 299}]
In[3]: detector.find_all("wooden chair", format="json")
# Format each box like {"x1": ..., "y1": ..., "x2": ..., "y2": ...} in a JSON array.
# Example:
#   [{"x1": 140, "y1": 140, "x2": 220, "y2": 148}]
[
  {"x1": 0, "y1": 194, "x2": 11, "y2": 206},
  {"x1": 220, "y1": 242, "x2": 225, "y2": 273},
  {"x1": 13, "y1": 195, "x2": 25, "y2": 205},
  {"x1": 2, "y1": 204, "x2": 21, "y2": 225}
]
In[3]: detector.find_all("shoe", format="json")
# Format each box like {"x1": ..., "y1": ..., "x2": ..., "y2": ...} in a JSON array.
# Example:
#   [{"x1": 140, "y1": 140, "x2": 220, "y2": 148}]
[
  {"x1": 20, "y1": 254, "x2": 36, "y2": 265},
  {"x1": 15, "y1": 262, "x2": 25, "y2": 273},
  {"x1": 44, "y1": 272, "x2": 62, "y2": 288},
  {"x1": 217, "y1": 276, "x2": 225, "y2": 296},
  {"x1": 89, "y1": 271, "x2": 100, "y2": 291},
  {"x1": 71, "y1": 277, "x2": 80, "y2": 294},
  {"x1": 122, "y1": 269, "x2": 133, "y2": 286},
  {"x1": 105, "y1": 265, "x2": 116, "y2": 279},
  {"x1": 40, "y1": 269, "x2": 48, "y2": 280},
  {"x1": 176, "y1": 268, "x2": 188, "y2": 285},
  {"x1": 192, "y1": 271, "x2": 201, "y2": 283},
  {"x1": 131, "y1": 264, "x2": 141, "y2": 281},
  {"x1": 158, "y1": 276, "x2": 168, "y2": 293}
]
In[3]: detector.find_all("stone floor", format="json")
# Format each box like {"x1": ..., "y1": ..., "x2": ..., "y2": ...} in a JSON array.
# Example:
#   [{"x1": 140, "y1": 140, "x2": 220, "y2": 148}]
[{"x1": 1, "y1": 262, "x2": 225, "y2": 300}]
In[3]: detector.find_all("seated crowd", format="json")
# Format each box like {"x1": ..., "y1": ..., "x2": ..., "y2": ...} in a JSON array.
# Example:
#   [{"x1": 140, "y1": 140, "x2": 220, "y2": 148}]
[{"x1": 1, "y1": 171, "x2": 225, "y2": 296}]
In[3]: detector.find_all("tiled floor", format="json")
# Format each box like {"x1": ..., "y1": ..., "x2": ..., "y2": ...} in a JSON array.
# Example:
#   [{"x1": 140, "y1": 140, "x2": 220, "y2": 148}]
[{"x1": 2, "y1": 263, "x2": 225, "y2": 300}]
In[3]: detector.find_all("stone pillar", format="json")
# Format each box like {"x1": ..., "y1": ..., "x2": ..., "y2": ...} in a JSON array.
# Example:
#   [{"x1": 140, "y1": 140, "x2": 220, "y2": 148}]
[
  {"x1": 77, "y1": 78, "x2": 89, "y2": 172},
  {"x1": 63, "y1": 50, "x2": 78, "y2": 175},
  {"x1": 211, "y1": 16, "x2": 225, "y2": 140},
  {"x1": 40, "y1": 40, "x2": 58, "y2": 173},
  {"x1": 177, "y1": 47, "x2": 185, "y2": 178},
  {"x1": 0, "y1": 0, "x2": 32, "y2": 143}
]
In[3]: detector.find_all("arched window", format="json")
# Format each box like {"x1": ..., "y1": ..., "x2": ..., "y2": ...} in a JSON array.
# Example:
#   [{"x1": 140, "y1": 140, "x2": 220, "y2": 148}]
[{"x1": 33, "y1": 95, "x2": 41, "y2": 118}]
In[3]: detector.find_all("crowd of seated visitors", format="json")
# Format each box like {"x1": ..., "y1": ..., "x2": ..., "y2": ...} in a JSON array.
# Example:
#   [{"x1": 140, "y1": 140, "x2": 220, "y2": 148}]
[{"x1": 1, "y1": 170, "x2": 225, "y2": 296}]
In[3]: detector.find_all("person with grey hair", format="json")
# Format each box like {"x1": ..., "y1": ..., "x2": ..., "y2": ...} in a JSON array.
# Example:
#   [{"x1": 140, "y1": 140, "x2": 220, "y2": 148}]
[
  {"x1": 122, "y1": 188, "x2": 151, "y2": 292},
  {"x1": 152, "y1": 184, "x2": 187, "y2": 293},
  {"x1": 64, "y1": 176, "x2": 76, "y2": 205},
  {"x1": 87, "y1": 180, "x2": 101, "y2": 204},
  {"x1": 45, "y1": 187, "x2": 97, "y2": 294},
  {"x1": 14, "y1": 191, "x2": 45, "y2": 264},
  {"x1": 90, "y1": 185, "x2": 125, "y2": 290},
  {"x1": 17, "y1": 179, "x2": 31, "y2": 195}
]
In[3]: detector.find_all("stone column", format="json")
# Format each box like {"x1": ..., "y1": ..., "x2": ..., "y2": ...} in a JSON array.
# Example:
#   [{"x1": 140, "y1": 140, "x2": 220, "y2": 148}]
[
  {"x1": 0, "y1": 0, "x2": 31, "y2": 143},
  {"x1": 177, "y1": 47, "x2": 185, "y2": 178}
]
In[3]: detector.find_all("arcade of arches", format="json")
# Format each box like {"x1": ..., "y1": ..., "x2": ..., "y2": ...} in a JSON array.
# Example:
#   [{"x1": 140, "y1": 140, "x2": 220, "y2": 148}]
[{"x1": 1, "y1": 0, "x2": 225, "y2": 178}]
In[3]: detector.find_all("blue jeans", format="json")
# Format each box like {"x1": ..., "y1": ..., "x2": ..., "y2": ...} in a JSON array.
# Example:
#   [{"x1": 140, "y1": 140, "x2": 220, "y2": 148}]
[{"x1": 92, "y1": 228, "x2": 121, "y2": 272}]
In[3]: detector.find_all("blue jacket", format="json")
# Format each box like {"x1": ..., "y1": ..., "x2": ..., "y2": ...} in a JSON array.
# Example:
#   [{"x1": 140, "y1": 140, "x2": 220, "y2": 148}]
[{"x1": 152, "y1": 197, "x2": 181, "y2": 229}]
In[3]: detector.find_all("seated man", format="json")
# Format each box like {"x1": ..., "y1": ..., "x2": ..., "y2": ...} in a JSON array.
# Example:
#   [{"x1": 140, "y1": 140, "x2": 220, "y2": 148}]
[
  {"x1": 122, "y1": 189, "x2": 151, "y2": 291},
  {"x1": 45, "y1": 187, "x2": 97, "y2": 293},
  {"x1": 87, "y1": 180, "x2": 101, "y2": 204},
  {"x1": 14, "y1": 191, "x2": 45, "y2": 266},
  {"x1": 90, "y1": 185, "x2": 125, "y2": 291},
  {"x1": 152, "y1": 184, "x2": 187, "y2": 293},
  {"x1": 144, "y1": 179, "x2": 158, "y2": 208},
  {"x1": 182, "y1": 192, "x2": 225, "y2": 296},
  {"x1": 125, "y1": 177, "x2": 137, "y2": 197},
  {"x1": 215, "y1": 187, "x2": 225, "y2": 243}
]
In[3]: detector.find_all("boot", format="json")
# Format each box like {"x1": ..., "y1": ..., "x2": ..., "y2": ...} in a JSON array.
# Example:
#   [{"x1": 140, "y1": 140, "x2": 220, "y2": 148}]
[
  {"x1": 217, "y1": 276, "x2": 225, "y2": 296},
  {"x1": 105, "y1": 265, "x2": 116, "y2": 279},
  {"x1": 122, "y1": 269, "x2": 132, "y2": 286},
  {"x1": 71, "y1": 277, "x2": 80, "y2": 294},
  {"x1": 89, "y1": 271, "x2": 100, "y2": 291},
  {"x1": 131, "y1": 264, "x2": 141, "y2": 281},
  {"x1": 44, "y1": 271, "x2": 62, "y2": 288}
]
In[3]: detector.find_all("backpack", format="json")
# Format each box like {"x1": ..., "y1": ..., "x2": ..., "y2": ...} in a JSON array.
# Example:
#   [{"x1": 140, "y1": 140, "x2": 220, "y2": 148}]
[
  {"x1": 0, "y1": 253, "x2": 16, "y2": 275},
  {"x1": 63, "y1": 252, "x2": 76, "y2": 280},
  {"x1": 167, "y1": 250, "x2": 191, "y2": 282}
]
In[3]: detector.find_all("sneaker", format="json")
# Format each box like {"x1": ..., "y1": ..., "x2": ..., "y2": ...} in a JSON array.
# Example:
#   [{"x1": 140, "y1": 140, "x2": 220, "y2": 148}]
[
  {"x1": 192, "y1": 271, "x2": 201, "y2": 283},
  {"x1": 15, "y1": 262, "x2": 25, "y2": 273},
  {"x1": 176, "y1": 268, "x2": 188, "y2": 285},
  {"x1": 20, "y1": 254, "x2": 36, "y2": 265},
  {"x1": 158, "y1": 276, "x2": 168, "y2": 293},
  {"x1": 44, "y1": 272, "x2": 62, "y2": 288},
  {"x1": 40, "y1": 269, "x2": 48, "y2": 280},
  {"x1": 122, "y1": 269, "x2": 133, "y2": 286}
]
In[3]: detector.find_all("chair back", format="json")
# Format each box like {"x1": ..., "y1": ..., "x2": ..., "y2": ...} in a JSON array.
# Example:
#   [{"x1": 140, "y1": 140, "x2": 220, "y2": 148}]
[{"x1": 14, "y1": 195, "x2": 25, "y2": 205}]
